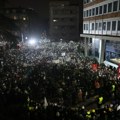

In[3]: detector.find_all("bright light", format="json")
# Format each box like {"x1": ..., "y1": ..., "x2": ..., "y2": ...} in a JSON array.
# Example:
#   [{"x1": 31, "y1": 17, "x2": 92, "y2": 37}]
[
  {"x1": 25, "y1": 37, "x2": 28, "y2": 40},
  {"x1": 28, "y1": 38, "x2": 37, "y2": 46},
  {"x1": 53, "y1": 19, "x2": 57, "y2": 22},
  {"x1": 23, "y1": 17, "x2": 26, "y2": 20},
  {"x1": 61, "y1": 52, "x2": 65, "y2": 56}
]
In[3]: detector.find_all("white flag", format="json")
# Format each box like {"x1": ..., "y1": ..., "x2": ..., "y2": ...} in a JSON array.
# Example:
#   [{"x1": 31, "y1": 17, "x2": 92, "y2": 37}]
[{"x1": 43, "y1": 97, "x2": 48, "y2": 109}]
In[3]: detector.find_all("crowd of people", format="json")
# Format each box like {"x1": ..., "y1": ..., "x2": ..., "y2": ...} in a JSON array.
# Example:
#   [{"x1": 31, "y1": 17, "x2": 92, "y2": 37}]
[{"x1": 0, "y1": 41, "x2": 120, "y2": 120}]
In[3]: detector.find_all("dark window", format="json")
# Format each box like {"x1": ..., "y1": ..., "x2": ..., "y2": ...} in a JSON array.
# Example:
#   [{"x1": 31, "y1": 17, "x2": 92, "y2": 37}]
[
  {"x1": 119, "y1": 0, "x2": 120, "y2": 10},
  {"x1": 85, "y1": 11, "x2": 87, "y2": 17},
  {"x1": 89, "y1": 9, "x2": 91, "y2": 16},
  {"x1": 99, "y1": 22, "x2": 102, "y2": 30},
  {"x1": 96, "y1": 7, "x2": 98, "y2": 15},
  {"x1": 113, "y1": 1, "x2": 118, "y2": 11},
  {"x1": 92, "y1": 8, "x2": 95, "y2": 16},
  {"x1": 99, "y1": 6, "x2": 103, "y2": 14},
  {"x1": 87, "y1": 10, "x2": 88, "y2": 17},
  {"x1": 83, "y1": 11, "x2": 86, "y2": 17},
  {"x1": 84, "y1": 24, "x2": 86, "y2": 30},
  {"x1": 92, "y1": 23, "x2": 94, "y2": 30},
  {"x1": 112, "y1": 21, "x2": 116, "y2": 31},
  {"x1": 103, "y1": 4, "x2": 107, "y2": 13},
  {"x1": 107, "y1": 22, "x2": 111, "y2": 30},
  {"x1": 108, "y1": 3, "x2": 112, "y2": 12},
  {"x1": 90, "y1": 38, "x2": 92, "y2": 43},
  {"x1": 118, "y1": 21, "x2": 120, "y2": 31}
]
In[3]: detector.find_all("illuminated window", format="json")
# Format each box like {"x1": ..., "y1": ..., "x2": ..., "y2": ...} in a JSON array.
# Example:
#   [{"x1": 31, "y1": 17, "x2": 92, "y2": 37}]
[
  {"x1": 53, "y1": 19, "x2": 57, "y2": 22},
  {"x1": 13, "y1": 16, "x2": 17, "y2": 20},
  {"x1": 23, "y1": 17, "x2": 26, "y2": 20}
]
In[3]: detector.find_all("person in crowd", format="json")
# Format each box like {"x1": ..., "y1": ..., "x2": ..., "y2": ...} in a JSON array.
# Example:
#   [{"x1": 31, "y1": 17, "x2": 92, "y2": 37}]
[{"x1": 0, "y1": 41, "x2": 119, "y2": 120}]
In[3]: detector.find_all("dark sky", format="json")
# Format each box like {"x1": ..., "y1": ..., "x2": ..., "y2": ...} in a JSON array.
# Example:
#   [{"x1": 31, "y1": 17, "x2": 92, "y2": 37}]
[{"x1": 8, "y1": 0, "x2": 50, "y2": 19}]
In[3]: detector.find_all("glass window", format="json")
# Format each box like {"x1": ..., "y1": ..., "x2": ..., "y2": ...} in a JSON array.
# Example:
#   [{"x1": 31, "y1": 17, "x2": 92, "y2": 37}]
[
  {"x1": 85, "y1": 11, "x2": 87, "y2": 17},
  {"x1": 99, "y1": 6, "x2": 103, "y2": 14},
  {"x1": 90, "y1": 38, "x2": 92, "y2": 43},
  {"x1": 108, "y1": 3, "x2": 112, "y2": 12},
  {"x1": 113, "y1": 1, "x2": 118, "y2": 11},
  {"x1": 83, "y1": 11, "x2": 85, "y2": 17},
  {"x1": 95, "y1": 23, "x2": 98, "y2": 30},
  {"x1": 84, "y1": 0, "x2": 86, "y2": 4},
  {"x1": 112, "y1": 21, "x2": 116, "y2": 31},
  {"x1": 87, "y1": 10, "x2": 88, "y2": 17},
  {"x1": 103, "y1": 22, "x2": 106, "y2": 30},
  {"x1": 92, "y1": 8, "x2": 95, "y2": 16},
  {"x1": 13, "y1": 16, "x2": 17, "y2": 20},
  {"x1": 92, "y1": 23, "x2": 94, "y2": 30},
  {"x1": 119, "y1": 0, "x2": 120, "y2": 10},
  {"x1": 84, "y1": 24, "x2": 86, "y2": 30},
  {"x1": 86, "y1": 24, "x2": 88, "y2": 30},
  {"x1": 99, "y1": 22, "x2": 102, "y2": 30},
  {"x1": 107, "y1": 22, "x2": 111, "y2": 31},
  {"x1": 96, "y1": 7, "x2": 98, "y2": 15},
  {"x1": 118, "y1": 21, "x2": 120, "y2": 31},
  {"x1": 89, "y1": 9, "x2": 91, "y2": 16},
  {"x1": 103, "y1": 4, "x2": 107, "y2": 13}
]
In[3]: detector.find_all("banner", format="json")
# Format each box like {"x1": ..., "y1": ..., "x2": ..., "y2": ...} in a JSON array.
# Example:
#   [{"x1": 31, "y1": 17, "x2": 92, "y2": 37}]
[{"x1": 117, "y1": 64, "x2": 120, "y2": 79}]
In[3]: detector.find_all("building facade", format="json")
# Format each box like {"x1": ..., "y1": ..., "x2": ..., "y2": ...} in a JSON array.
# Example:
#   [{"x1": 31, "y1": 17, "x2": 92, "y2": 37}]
[
  {"x1": 81, "y1": 0, "x2": 120, "y2": 68},
  {"x1": 0, "y1": 7, "x2": 40, "y2": 42},
  {"x1": 49, "y1": 1, "x2": 80, "y2": 42}
]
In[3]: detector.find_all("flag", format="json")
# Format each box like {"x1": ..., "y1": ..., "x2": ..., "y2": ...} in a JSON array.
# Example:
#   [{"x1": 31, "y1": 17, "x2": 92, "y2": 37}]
[{"x1": 43, "y1": 97, "x2": 48, "y2": 109}]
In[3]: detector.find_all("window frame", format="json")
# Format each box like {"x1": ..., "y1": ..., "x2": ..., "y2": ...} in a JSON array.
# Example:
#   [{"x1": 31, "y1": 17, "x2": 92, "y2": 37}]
[
  {"x1": 107, "y1": 21, "x2": 111, "y2": 31},
  {"x1": 118, "y1": 20, "x2": 120, "y2": 31},
  {"x1": 112, "y1": 21, "x2": 117, "y2": 31}
]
